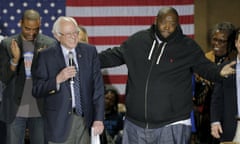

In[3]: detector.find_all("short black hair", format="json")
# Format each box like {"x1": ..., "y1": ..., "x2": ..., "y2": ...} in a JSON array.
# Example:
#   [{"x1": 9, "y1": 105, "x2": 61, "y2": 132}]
[
  {"x1": 21, "y1": 9, "x2": 40, "y2": 21},
  {"x1": 157, "y1": 7, "x2": 179, "y2": 22}
]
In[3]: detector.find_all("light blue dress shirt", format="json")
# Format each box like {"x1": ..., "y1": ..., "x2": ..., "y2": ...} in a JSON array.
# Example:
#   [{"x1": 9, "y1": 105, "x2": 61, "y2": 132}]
[{"x1": 236, "y1": 57, "x2": 240, "y2": 117}]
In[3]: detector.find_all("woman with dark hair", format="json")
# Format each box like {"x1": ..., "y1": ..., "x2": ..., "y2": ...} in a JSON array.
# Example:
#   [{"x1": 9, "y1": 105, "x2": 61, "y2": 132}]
[{"x1": 206, "y1": 22, "x2": 236, "y2": 64}]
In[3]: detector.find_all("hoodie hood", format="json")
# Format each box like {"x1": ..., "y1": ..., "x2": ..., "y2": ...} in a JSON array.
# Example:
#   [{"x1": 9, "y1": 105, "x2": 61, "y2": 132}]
[{"x1": 147, "y1": 24, "x2": 183, "y2": 65}]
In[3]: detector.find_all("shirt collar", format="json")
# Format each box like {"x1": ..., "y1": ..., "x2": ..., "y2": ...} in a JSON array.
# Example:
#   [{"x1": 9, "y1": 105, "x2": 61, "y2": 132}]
[
  {"x1": 61, "y1": 45, "x2": 76, "y2": 56},
  {"x1": 237, "y1": 56, "x2": 240, "y2": 64}
]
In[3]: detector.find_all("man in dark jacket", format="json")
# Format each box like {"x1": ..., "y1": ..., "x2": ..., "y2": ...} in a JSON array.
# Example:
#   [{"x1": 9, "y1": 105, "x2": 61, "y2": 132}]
[
  {"x1": 99, "y1": 7, "x2": 236, "y2": 144},
  {"x1": 0, "y1": 35, "x2": 6, "y2": 144},
  {"x1": 0, "y1": 9, "x2": 55, "y2": 144},
  {"x1": 210, "y1": 27, "x2": 240, "y2": 143}
]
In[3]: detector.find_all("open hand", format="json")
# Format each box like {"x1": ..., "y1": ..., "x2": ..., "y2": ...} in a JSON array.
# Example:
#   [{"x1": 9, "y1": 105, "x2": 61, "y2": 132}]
[
  {"x1": 220, "y1": 61, "x2": 236, "y2": 78},
  {"x1": 92, "y1": 121, "x2": 104, "y2": 135},
  {"x1": 211, "y1": 123, "x2": 223, "y2": 138},
  {"x1": 11, "y1": 39, "x2": 21, "y2": 62}
]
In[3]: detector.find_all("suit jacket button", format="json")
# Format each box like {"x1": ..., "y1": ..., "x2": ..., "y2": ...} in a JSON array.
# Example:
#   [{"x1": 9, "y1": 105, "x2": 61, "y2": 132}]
[{"x1": 68, "y1": 111, "x2": 71, "y2": 115}]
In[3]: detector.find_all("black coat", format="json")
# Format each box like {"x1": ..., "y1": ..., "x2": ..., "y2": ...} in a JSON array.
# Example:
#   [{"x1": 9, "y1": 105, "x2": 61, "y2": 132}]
[{"x1": 211, "y1": 63, "x2": 238, "y2": 141}]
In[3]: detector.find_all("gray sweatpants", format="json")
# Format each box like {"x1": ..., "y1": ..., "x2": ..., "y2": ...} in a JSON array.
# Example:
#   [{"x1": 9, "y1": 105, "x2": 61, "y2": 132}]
[{"x1": 122, "y1": 119, "x2": 191, "y2": 144}]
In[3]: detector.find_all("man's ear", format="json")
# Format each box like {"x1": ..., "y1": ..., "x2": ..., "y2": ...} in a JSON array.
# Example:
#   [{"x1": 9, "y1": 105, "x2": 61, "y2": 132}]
[{"x1": 53, "y1": 34, "x2": 60, "y2": 41}]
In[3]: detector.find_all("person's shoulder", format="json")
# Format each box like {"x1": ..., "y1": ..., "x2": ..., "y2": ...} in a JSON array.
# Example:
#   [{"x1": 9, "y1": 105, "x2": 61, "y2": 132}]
[
  {"x1": 37, "y1": 34, "x2": 55, "y2": 43},
  {"x1": 181, "y1": 36, "x2": 200, "y2": 48},
  {"x1": 1, "y1": 34, "x2": 19, "y2": 45},
  {"x1": 37, "y1": 33, "x2": 52, "y2": 39},
  {"x1": 39, "y1": 43, "x2": 58, "y2": 55},
  {"x1": 127, "y1": 28, "x2": 152, "y2": 43},
  {"x1": 205, "y1": 50, "x2": 214, "y2": 56},
  {"x1": 132, "y1": 28, "x2": 150, "y2": 37},
  {"x1": 78, "y1": 42, "x2": 97, "y2": 51},
  {"x1": 181, "y1": 35, "x2": 195, "y2": 43},
  {"x1": 2, "y1": 34, "x2": 18, "y2": 41},
  {"x1": 205, "y1": 50, "x2": 215, "y2": 61},
  {"x1": 79, "y1": 42, "x2": 92, "y2": 47}
]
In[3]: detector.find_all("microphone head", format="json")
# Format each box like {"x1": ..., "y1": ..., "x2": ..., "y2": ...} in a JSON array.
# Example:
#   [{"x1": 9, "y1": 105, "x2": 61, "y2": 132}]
[
  {"x1": 68, "y1": 51, "x2": 75, "y2": 82},
  {"x1": 68, "y1": 52, "x2": 74, "y2": 66},
  {"x1": 68, "y1": 51, "x2": 73, "y2": 59}
]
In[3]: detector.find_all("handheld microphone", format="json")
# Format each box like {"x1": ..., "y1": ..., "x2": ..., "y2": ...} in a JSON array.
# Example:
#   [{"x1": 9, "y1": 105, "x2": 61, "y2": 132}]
[{"x1": 68, "y1": 52, "x2": 74, "y2": 82}]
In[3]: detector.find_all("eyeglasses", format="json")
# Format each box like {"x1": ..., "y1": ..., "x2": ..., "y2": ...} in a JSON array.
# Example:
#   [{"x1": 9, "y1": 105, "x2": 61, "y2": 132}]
[
  {"x1": 59, "y1": 31, "x2": 79, "y2": 38},
  {"x1": 212, "y1": 38, "x2": 227, "y2": 44}
]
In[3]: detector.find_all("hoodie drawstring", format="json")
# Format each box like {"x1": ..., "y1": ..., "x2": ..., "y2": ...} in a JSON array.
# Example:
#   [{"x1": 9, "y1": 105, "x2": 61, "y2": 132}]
[
  {"x1": 156, "y1": 42, "x2": 167, "y2": 64},
  {"x1": 148, "y1": 40, "x2": 156, "y2": 60},
  {"x1": 148, "y1": 39, "x2": 167, "y2": 65}
]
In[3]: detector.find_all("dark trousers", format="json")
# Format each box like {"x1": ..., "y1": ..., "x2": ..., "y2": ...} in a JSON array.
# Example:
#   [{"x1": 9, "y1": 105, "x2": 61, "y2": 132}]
[
  {"x1": 0, "y1": 102, "x2": 7, "y2": 144},
  {"x1": 0, "y1": 120, "x2": 6, "y2": 144},
  {"x1": 1, "y1": 82, "x2": 6, "y2": 144}
]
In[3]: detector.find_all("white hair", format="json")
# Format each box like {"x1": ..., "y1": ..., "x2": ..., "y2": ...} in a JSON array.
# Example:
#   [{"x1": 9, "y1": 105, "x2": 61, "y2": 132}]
[{"x1": 52, "y1": 16, "x2": 79, "y2": 38}]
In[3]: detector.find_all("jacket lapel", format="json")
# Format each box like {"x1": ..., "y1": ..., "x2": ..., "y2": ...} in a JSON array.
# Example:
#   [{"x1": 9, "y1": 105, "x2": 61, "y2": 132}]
[
  {"x1": 54, "y1": 44, "x2": 71, "y2": 92},
  {"x1": 75, "y1": 44, "x2": 85, "y2": 88}
]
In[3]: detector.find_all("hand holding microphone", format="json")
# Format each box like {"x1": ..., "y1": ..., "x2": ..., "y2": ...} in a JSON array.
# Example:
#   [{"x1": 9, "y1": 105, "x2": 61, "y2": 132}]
[{"x1": 56, "y1": 52, "x2": 76, "y2": 84}]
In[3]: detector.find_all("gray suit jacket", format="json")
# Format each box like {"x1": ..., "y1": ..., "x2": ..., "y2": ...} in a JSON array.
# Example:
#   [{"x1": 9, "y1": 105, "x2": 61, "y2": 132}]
[{"x1": 0, "y1": 34, "x2": 56, "y2": 123}]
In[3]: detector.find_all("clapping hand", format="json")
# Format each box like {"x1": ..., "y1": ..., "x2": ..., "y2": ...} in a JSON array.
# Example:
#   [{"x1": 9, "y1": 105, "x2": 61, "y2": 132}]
[{"x1": 11, "y1": 39, "x2": 20, "y2": 62}]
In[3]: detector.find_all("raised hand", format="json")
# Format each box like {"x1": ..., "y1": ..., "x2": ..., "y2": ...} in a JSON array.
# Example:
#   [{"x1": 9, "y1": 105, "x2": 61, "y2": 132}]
[{"x1": 11, "y1": 39, "x2": 21, "y2": 62}]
